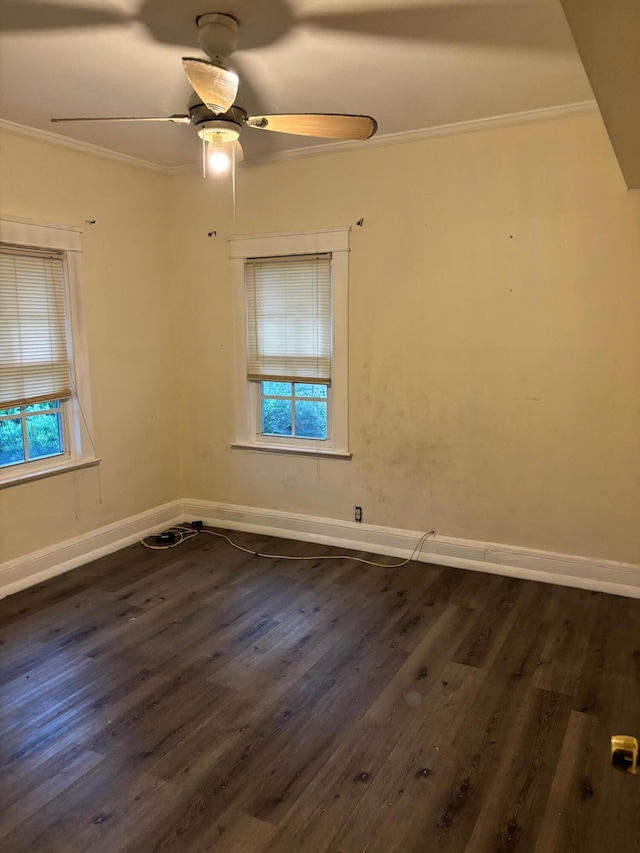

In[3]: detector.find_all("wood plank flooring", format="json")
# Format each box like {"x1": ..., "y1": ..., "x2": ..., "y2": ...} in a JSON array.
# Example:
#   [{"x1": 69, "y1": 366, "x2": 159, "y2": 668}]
[{"x1": 1, "y1": 528, "x2": 640, "y2": 852}]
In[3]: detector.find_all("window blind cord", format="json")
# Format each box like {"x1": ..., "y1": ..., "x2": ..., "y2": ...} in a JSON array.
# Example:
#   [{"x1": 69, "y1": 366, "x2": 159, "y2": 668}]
[
  {"x1": 73, "y1": 468, "x2": 80, "y2": 520},
  {"x1": 64, "y1": 378, "x2": 103, "y2": 503},
  {"x1": 141, "y1": 525, "x2": 436, "y2": 569},
  {"x1": 232, "y1": 144, "x2": 236, "y2": 229},
  {"x1": 71, "y1": 382, "x2": 98, "y2": 457}
]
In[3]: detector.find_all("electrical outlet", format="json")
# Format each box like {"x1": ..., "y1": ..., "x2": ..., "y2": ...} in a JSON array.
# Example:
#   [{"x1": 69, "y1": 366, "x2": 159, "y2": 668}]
[{"x1": 354, "y1": 506, "x2": 363, "y2": 523}]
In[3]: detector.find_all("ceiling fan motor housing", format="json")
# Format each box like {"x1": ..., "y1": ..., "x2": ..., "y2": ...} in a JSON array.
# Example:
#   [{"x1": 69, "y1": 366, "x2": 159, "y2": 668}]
[
  {"x1": 197, "y1": 13, "x2": 239, "y2": 64},
  {"x1": 189, "y1": 93, "x2": 246, "y2": 139}
]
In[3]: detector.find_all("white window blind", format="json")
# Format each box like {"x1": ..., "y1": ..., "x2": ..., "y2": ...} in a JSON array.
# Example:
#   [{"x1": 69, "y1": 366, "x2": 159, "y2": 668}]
[
  {"x1": 0, "y1": 246, "x2": 72, "y2": 409},
  {"x1": 245, "y1": 253, "x2": 332, "y2": 384}
]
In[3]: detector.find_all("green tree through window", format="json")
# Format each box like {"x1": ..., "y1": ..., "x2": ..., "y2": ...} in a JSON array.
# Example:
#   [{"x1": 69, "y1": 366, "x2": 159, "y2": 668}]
[
  {"x1": 261, "y1": 383, "x2": 327, "y2": 440},
  {"x1": 0, "y1": 401, "x2": 64, "y2": 467}
]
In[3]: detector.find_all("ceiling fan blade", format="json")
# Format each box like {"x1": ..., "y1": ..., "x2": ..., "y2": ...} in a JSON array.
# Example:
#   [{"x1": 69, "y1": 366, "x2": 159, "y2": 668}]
[
  {"x1": 0, "y1": 1, "x2": 128, "y2": 31},
  {"x1": 51, "y1": 116, "x2": 191, "y2": 124},
  {"x1": 247, "y1": 114, "x2": 377, "y2": 141},
  {"x1": 182, "y1": 59, "x2": 239, "y2": 115}
]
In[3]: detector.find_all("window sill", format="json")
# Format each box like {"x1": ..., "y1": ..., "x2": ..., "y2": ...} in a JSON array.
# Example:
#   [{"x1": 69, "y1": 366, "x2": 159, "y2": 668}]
[
  {"x1": 0, "y1": 457, "x2": 101, "y2": 489},
  {"x1": 230, "y1": 442, "x2": 351, "y2": 460}
]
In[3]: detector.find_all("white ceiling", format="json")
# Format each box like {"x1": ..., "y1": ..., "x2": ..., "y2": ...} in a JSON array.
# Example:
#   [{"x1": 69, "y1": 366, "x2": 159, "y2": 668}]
[{"x1": 0, "y1": 0, "x2": 595, "y2": 170}]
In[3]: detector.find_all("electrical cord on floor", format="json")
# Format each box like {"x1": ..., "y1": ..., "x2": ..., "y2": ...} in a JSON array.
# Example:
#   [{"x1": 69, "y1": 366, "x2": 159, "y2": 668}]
[
  {"x1": 141, "y1": 524, "x2": 436, "y2": 568},
  {"x1": 140, "y1": 526, "x2": 199, "y2": 550}
]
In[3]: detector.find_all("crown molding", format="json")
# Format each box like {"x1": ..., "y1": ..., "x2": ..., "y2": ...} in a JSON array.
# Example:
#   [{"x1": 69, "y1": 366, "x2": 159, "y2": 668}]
[
  {"x1": 250, "y1": 100, "x2": 600, "y2": 166},
  {"x1": 1, "y1": 101, "x2": 599, "y2": 174},
  {"x1": 0, "y1": 118, "x2": 166, "y2": 172},
  {"x1": 165, "y1": 162, "x2": 198, "y2": 175}
]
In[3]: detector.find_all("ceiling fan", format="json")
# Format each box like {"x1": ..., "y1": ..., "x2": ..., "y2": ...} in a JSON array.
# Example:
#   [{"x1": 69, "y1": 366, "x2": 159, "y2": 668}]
[{"x1": 50, "y1": 13, "x2": 378, "y2": 173}]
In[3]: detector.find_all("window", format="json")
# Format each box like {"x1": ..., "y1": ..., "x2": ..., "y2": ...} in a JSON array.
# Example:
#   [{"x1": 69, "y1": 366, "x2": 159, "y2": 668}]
[
  {"x1": 230, "y1": 228, "x2": 350, "y2": 457},
  {"x1": 260, "y1": 382, "x2": 327, "y2": 440},
  {"x1": 0, "y1": 401, "x2": 64, "y2": 467},
  {"x1": 0, "y1": 217, "x2": 97, "y2": 485}
]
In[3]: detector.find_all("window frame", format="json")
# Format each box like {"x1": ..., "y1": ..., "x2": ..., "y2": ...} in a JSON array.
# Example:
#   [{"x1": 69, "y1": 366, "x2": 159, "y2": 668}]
[
  {"x1": 257, "y1": 381, "x2": 330, "y2": 443},
  {"x1": 0, "y1": 400, "x2": 66, "y2": 468},
  {"x1": 0, "y1": 216, "x2": 98, "y2": 487},
  {"x1": 230, "y1": 228, "x2": 350, "y2": 458}
]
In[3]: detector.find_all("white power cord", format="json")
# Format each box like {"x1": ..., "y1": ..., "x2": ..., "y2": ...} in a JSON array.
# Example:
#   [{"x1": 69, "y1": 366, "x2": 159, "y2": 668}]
[{"x1": 141, "y1": 524, "x2": 436, "y2": 569}]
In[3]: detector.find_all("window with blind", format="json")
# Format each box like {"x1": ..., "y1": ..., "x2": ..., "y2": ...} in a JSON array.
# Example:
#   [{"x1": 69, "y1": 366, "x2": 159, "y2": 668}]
[
  {"x1": 230, "y1": 228, "x2": 350, "y2": 456},
  {"x1": 0, "y1": 216, "x2": 96, "y2": 484},
  {"x1": 245, "y1": 253, "x2": 332, "y2": 442},
  {"x1": 245, "y1": 254, "x2": 331, "y2": 384},
  {"x1": 0, "y1": 248, "x2": 72, "y2": 407}
]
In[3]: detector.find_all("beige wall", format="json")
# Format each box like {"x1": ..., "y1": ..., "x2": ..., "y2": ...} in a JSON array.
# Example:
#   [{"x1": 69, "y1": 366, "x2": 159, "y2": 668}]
[
  {"x1": 0, "y1": 131, "x2": 180, "y2": 561},
  {"x1": 1, "y1": 111, "x2": 639, "y2": 570},
  {"x1": 175, "y1": 112, "x2": 640, "y2": 564}
]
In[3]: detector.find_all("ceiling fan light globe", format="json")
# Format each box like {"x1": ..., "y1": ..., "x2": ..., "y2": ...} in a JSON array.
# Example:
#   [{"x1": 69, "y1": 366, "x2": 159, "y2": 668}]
[{"x1": 208, "y1": 146, "x2": 230, "y2": 173}]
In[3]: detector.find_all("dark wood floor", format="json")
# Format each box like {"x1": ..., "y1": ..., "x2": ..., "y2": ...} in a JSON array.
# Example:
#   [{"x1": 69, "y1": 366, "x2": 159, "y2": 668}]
[{"x1": 1, "y1": 528, "x2": 640, "y2": 852}]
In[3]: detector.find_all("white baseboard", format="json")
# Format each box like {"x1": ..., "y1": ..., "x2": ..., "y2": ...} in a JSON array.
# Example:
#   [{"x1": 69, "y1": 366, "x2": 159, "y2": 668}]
[
  {"x1": 0, "y1": 501, "x2": 182, "y2": 599},
  {"x1": 2, "y1": 497, "x2": 639, "y2": 600},
  {"x1": 181, "y1": 499, "x2": 640, "y2": 599}
]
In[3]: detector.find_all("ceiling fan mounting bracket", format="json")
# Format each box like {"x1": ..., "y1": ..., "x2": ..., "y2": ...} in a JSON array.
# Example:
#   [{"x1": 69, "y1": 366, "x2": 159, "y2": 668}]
[{"x1": 196, "y1": 13, "x2": 239, "y2": 64}]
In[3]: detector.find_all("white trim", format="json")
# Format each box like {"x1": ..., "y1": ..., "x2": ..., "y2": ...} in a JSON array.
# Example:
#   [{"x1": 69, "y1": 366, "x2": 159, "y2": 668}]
[
  {"x1": 248, "y1": 101, "x2": 601, "y2": 165},
  {"x1": 165, "y1": 163, "x2": 196, "y2": 176},
  {"x1": 65, "y1": 241, "x2": 95, "y2": 460},
  {"x1": 181, "y1": 499, "x2": 640, "y2": 600},
  {"x1": 2, "y1": 103, "x2": 598, "y2": 175},
  {"x1": 228, "y1": 227, "x2": 350, "y2": 259},
  {"x1": 0, "y1": 215, "x2": 82, "y2": 252},
  {"x1": 0, "y1": 457, "x2": 101, "y2": 489},
  {"x1": 230, "y1": 441, "x2": 351, "y2": 459},
  {"x1": 230, "y1": 228, "x2": 350, "y2": 455},
  {"x1": 331, "y1": 247, "x2": 349, "y2": 452},
  {"x1": 3, "y1": 497, "x2": 639, "y2": 600},
  {"x1": 0, "y1": 119, "x2": 166, "y2": 173},
  {"x1": 0, "y1": 501, "x2": 182, "y2": 599}
]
